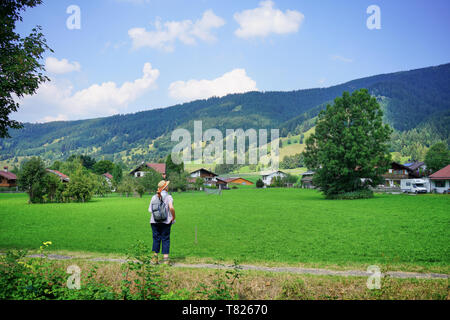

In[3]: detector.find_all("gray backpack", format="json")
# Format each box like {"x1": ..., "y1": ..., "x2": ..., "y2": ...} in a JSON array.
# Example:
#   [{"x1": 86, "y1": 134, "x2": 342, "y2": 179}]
[{"x1": 151, "y1": 194, "x2": 169, "y2": 223}]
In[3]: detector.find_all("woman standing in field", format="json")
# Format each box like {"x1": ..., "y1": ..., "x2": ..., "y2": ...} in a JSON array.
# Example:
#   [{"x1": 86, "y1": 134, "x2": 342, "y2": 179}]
[{"x1": 149, "y1": 180, "x2": 176, "y2": 265}]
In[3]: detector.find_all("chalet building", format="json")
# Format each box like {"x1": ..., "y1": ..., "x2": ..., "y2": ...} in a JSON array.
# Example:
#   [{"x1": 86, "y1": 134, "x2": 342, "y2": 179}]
[
  {"x1": 46, "y1": 169, "x2": 70, "y2": 182},
  {"x1": 403, "y1": 161, "x2": 427, "y2": 177},
  {"x1": 0, "y1": 167, "x2": 17, "y2": 187},
  {"x1": 261, "y1": 170, "x2": 287, "y2": 186},
  {"x1": 190, "y1": 168, "x2": 217, "y2": 184},
  {"x1": 300, "y1": 171, "x2": 315, "y2": 189},
  {"x1": 189, "y1": 168, "x2": 231, "y2": 188},
  {"x1": 382, "y1": 162, "x2": 415, "y2": 187},
  {"x1": 428, "y1": 164, "x2": 450, "y2": 193},
  {"x1": 130, "y1": 162, "x2": 166, "y2": 179},
  {"x1": 221, "y1": 177, "x2": 254, "y2": 186}
]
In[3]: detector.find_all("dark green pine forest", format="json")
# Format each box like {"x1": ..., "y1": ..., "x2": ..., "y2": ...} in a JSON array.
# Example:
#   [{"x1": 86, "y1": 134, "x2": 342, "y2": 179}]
[{"x1": 1, "y1": 63, "x2": 449, "y2": 168}]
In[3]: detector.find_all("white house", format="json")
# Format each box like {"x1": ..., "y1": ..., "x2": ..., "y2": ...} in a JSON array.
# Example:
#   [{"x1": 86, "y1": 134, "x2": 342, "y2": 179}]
[
  {"x1": 129, "y1": 162, "x2": 166, "y2": 179},
  {"x1": 189, "y1": 168, "x2": 217, "y2": 185},
  {"x1": 428, "y1": 164, "x2": 450, "y2": 193},
  {"x1": 261, "y1": 170, "x2": 287, "y2": 186}
]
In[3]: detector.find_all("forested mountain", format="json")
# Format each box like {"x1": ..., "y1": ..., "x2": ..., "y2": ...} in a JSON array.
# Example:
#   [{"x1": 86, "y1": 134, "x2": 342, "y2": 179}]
[{"x1": 1, "y1": 63, "x2": 449, "y2": 168}]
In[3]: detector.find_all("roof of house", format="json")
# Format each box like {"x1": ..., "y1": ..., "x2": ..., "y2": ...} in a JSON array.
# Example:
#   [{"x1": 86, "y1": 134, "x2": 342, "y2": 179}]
[
  {"x1": 130, "y1": 162, "x2": 166, "y2": 175},
  {"x1": 190, "y1": 168, "x2": 217, "y2": 176},
  {"x1": 405, "y1": 161, "x2": 425, "y2": 171},
  {"x1": 218, "y1": 177, "x2": 253, "y2": 184},
  {"x1": 46, "y1": 169, "x2": 70, "y2": 181},
  {"x1": 390, "y1": 162, "x2": 413, "y2": 171},
  {"x1": 301, "y1": 170, "x2": 315, "y2": 176},
  {"x1": 103, "y1": 172, "x2": 113, "y2": 180},
  {"x1": 0, "y1": 171, "x2": 17, "y2": 180},
  {"x1": 261, "y1": 170, "x2": 286, "y2": 177},
  {"x1": 429, "y1": 164, "x2": 450, "y2": 180},
  {"x1": 214, "y1": 177, "x2": 228, "y2": 184}
]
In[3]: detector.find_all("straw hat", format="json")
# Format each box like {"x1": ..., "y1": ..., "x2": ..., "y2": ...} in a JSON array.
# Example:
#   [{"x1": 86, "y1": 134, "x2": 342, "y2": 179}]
[{"x1": 157, "y1": 180, "x2": 170, "y2": 193}]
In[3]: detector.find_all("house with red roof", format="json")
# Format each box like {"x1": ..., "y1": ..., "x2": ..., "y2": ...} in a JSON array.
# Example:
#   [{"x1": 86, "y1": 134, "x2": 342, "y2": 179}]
[
  {"x1": 0, "y1": 167, "x2": 17, "y2": 187},
  {"x1": 46, "y1": 169, "x2": 70, "y2": 182},
  {"x1": 429, "y1": 164, "x2": 450, "y2": 193},
  {"x1": 219, "y1": 177, "x2": 254, "y2": 186},
  {"x1": 130, "y1": 162, "x2": 166, "y2": 179},
  {"x1": 102, "y1": 172, "x2": 113, "y2": 181}
]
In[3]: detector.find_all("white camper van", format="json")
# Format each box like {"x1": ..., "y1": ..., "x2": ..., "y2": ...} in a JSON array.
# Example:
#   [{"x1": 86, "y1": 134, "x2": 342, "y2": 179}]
[{"x1": 400, "y1": 179, "x2": 429, "y2": 194}]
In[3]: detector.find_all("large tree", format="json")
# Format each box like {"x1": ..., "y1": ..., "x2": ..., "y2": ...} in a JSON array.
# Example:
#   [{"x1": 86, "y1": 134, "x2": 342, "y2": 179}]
[
  {"x1": 424, "y1": 142, "x2": 450, "y2": 174},
  {"x1": 0, "y1": 0, "x2": 52, "y2": 138},
  {"x1": 303, "y1": 89, "x2": 392, "y2": 198}
]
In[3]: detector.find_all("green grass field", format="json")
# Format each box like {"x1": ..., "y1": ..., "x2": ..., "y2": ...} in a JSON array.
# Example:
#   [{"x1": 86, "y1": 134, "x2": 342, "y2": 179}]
[{"x1": 0, "y1": 189, "x2": 449, "y2": 273}]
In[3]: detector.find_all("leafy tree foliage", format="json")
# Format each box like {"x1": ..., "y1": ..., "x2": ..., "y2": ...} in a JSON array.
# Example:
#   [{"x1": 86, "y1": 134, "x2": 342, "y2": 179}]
[
  {"x1": 91, "y1": 174, "x2": 111, "y2": 197},
  {"x1": 425, "y1": 142, "x2": 450, "y2": 174},
  {"x1": 17, "y1": 156, "x2": 47, "y2": 203},
  {"x1": 116, "y1": 175, "x2": 135, "y2": 197},
  {"x1": 280, "y1": 153, "x2": 304, "y2": 169},
  {"x1": 165, "y1": 154, "x2": 184, "y2": 176},
  {"x1": 112, "y1": 164, "x2": 123, "y2": 185},
  {"x1": 93, "y1": 160, "x2": 114, "y2": 175},
  {"x1": 303, "y1": 89, "x2": 392, "y2": 198},
  {"x1": 138, "y1": 169, "x2": 163, "y2": 193},
  {"x1": 194, "y1": 177, "x2": 204, "y2": 190},
  {"x1": 167, "y1": 171, "x2": 189, "y2": 192},
  {"x1": 0, "y1": 0, "x2": 52, "y2": 138},
  {"x1": 64, "y1": 167, "x2": 94, "y2": 202},
  {"x1": 67, "y1": 155, "x2": 96, "y2": 171}
]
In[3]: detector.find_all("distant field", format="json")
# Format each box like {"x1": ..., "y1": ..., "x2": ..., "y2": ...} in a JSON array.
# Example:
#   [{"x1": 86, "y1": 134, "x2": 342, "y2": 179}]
[{"x1": 0, "y1": 190, "x2": 449, "y2": 272}]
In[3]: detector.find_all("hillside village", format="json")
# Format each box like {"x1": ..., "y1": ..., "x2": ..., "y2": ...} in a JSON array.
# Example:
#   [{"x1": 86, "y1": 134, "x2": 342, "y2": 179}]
[{"x1": 2, "y1": 157, "x2": 449, "y2": 196}]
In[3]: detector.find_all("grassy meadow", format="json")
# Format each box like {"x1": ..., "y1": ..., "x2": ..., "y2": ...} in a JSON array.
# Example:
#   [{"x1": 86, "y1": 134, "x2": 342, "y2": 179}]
[{"x1": 1, "y1": 189, "x2": 449, "y2": 273}]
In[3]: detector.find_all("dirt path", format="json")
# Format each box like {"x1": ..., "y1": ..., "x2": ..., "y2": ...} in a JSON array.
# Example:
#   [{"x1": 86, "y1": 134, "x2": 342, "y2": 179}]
[{"x1": 12, "y1": 253, "x2": 449, "y2": 280}]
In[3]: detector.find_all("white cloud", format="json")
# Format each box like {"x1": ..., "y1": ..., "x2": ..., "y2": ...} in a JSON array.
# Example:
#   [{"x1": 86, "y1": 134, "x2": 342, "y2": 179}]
[
  {"x1": 39, "y1": 114, "x2": 68, "y2": 123},
  {"x1": 128, "y1": 10, "x2": 225, "y2": 51},
  {"x1": 234, "y1": 0, "x2": 304, "y2": 39},
  {"x1": 330, "y1": 55, "x2": 353, "y2": 63},
  {"x1": 17, "y1": 62, "x2": 159, "y2": 122},
  {"x1": 169, "y1": 68, "x2": 258, "y2": 101},
  {"x1": 45, "y1": 57, "x2": 81, "y2": 74}
]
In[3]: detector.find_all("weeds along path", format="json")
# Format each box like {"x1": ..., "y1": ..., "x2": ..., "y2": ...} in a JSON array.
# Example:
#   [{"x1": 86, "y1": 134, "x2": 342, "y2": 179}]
[{"x1": 3, "y1": 252, "x2": 448, "y2": 280}]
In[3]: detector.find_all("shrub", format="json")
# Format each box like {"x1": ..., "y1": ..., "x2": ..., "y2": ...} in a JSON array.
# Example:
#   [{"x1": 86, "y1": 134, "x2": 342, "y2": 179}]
[
  {"x1": 0, "y1": 242, "x2": 118, "y2": 300},
  {"x1": 326, "y1": 189, "x2": 374, "y2": 200},
  {"x1": 65, "y1": 168, "x2": 95, "y2": 202},
  {"x1": 255, "y1": 179, "x2": 264, "y2": 188},
  {"x1": 120, "y1": 240, "x2": 167, "y2": 300}
]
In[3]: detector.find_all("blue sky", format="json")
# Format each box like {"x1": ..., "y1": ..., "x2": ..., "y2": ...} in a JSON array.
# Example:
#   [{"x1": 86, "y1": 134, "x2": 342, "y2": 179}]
[{"x1": 13, "y1": 0, "x2": 450, "y2": 123}]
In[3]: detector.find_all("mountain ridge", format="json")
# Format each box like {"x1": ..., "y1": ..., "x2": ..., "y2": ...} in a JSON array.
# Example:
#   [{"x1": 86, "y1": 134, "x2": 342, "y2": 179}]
[{"x1": 1, "y1": 63, "x2": 449, "y2": 167}]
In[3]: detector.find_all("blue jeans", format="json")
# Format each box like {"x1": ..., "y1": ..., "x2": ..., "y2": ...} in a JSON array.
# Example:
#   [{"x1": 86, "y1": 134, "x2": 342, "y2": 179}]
[{"x1": 151, "y1": 223, "x2": 172, "y2": 254}]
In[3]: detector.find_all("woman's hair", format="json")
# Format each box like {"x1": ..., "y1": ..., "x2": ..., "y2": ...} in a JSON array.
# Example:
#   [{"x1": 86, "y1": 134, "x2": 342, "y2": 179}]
[{"x1": 157, "y1": 185, "x2": 167, "y2": 198}]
